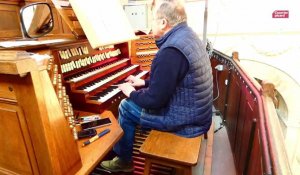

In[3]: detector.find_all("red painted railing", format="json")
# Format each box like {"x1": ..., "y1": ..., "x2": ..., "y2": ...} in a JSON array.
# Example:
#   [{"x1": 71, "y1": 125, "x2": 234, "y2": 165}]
[{"x1": 211, "y1": 50, "x2": 273, "y2": 175}]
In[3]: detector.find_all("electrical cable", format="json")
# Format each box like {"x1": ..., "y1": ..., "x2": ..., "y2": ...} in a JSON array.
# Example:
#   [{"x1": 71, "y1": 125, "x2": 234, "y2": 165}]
[
  {"x1": 214, "y1": 122, "x2": 225, "y2": 133},
  {"x1": 212, "y1": 68, "x2": 226, "y2": 133}
]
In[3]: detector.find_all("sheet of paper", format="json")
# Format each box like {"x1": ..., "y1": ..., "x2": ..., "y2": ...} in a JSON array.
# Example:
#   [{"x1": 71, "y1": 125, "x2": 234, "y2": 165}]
[{"x1": 69, "y1": 0, "x2": 137, "y2": 49}]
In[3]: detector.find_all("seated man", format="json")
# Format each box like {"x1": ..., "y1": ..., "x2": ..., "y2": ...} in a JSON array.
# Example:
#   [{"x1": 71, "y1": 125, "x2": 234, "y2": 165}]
[{"x1": 101, "y1": 0, "x2": 213, "y2": 172}]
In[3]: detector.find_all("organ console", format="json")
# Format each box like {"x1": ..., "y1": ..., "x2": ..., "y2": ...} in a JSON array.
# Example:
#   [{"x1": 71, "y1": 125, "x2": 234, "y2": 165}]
[
  {"x1": 46, "y1": 39, "x2": 149, "y2": 114},
  {"x1": 0, "y1": 36, "x2": 154, "y2": 174},
  {"x1": 0, "y1": 1, "x2": 176, "y2": 174}
]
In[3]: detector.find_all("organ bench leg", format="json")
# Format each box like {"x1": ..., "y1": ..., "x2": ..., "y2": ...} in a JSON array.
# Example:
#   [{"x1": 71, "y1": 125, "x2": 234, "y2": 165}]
[
  {"x1": 184, "y1": 166, "x2": 192, "y2": 175},
  {"x1": 143, "y1": 157, "x2": 193, "y2": 175},
  {"x1": 143, "y1": 158, "x2": 151, "y2": 175}
]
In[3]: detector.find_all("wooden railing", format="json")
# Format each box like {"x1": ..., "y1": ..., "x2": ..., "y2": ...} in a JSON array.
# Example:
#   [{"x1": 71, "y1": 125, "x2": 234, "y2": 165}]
[{"x1": 211, "y1": 50, "x2": 292, "y2": 175}]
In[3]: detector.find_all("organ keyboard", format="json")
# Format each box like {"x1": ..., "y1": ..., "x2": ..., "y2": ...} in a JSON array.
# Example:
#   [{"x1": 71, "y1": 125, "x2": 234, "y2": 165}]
[
  {"x1": 50, "y1": 40, "x2": 148, "y2": 113},
  {"x1": 80, "y1": 65, "x2": 139, "y2": 92},
  {"x1": 90, "y1": 70, "x2": 148, "y2": 103},
  {"x1": 66, "y1": 58, "x2": 129, "y2": 83}
]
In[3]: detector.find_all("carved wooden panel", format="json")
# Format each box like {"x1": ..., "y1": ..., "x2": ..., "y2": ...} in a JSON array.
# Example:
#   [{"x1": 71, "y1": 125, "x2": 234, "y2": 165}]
[
  {"x1": 235, "y1": 87, "x2": 256, "y2": 175},
  {"x1": 246, "y1": 128, "x2": 263, "y2": 175},
  {"x1": 0, "y1": 82, "x2": 16, "y2": 100},
  {"x1": 0, "y1": 102, "x2": 38, "y2": 175},
  {"x1": 234, "y1": 85, "x2": 247, "y2": 163},
  {"x1": 225, "y1": 72, "x2": 242, "y2": 152}
]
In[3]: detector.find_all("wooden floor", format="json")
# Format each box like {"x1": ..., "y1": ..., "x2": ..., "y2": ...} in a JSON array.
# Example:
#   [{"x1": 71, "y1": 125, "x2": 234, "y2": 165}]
[{"x1": 211, "y1": 114, "x2": 236, "y2": 175}]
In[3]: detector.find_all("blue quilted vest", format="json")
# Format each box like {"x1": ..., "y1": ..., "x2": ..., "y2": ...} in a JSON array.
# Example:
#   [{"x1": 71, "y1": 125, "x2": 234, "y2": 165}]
[{"x1": 140, "y1": 22, "x2": 213, "y2": 137}]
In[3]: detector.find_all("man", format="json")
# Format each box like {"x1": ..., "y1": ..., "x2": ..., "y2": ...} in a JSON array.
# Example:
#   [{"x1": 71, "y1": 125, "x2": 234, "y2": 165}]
[{"x1": 101, "y1": 0, "x2": 213, "y2": 172}]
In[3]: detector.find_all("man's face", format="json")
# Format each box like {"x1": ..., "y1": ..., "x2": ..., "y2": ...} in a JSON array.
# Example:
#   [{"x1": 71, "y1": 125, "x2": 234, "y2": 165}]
[
  {"x1": 151, "y1": 2, "x2": 165, "y2": 39},
  {"x1": 151, "y1": 17, "x2": 164, "y2": 39}
]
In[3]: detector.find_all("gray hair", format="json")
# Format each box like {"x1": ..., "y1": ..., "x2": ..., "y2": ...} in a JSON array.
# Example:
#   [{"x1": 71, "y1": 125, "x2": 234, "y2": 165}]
[{"x1": 155, "y1": 0, "x2": 187, "y2": 27}]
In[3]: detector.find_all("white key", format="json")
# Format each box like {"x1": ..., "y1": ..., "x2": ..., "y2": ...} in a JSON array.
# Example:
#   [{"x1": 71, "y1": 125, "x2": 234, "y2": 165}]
[
  {"x1": 83, "y1": 65, "x2": 139, "y2": 92},
  {"x1": 97, "y1": 70, "x2": 148, "y2": 102}
]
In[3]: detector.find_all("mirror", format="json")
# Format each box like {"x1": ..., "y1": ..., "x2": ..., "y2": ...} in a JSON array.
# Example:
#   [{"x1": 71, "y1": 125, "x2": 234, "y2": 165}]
[{"x1": 20, "y1": 3, "x2": 54, "y2": 38}]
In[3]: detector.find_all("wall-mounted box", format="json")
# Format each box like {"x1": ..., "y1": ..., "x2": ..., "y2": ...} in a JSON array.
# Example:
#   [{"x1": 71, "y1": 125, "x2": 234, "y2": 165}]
[{"x1": 124, "y1": 4, "x2": 148, "y2": 31}]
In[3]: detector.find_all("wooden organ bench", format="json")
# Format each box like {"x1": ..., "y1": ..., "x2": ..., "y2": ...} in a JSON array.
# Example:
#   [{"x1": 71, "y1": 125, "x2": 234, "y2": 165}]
[{"x1": 140, "y1": 122, "x2": 214, "y2": 175}]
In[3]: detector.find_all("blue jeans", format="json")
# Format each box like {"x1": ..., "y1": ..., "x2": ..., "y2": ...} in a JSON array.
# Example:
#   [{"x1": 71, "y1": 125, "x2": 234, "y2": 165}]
[{"x1": 113, "y1": 98, "x2": 142, "y2": 161}]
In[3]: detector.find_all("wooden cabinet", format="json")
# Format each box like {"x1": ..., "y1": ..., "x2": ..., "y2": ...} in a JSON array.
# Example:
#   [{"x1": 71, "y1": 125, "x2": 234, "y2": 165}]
[{"x1": 0, "y1": 57, "x2": 82, "y2": 175}]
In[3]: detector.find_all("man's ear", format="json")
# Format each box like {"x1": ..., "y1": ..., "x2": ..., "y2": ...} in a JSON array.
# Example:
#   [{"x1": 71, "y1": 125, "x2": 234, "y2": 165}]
[{"x1": 161, "y1": 18, "x2": 168, "y2": 30}]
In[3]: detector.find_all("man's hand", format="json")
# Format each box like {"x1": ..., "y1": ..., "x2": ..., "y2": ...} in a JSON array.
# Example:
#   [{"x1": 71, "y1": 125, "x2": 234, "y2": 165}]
[
  {"x1": 118, "y1": 82, "x2": 136, "y2": 97},
  {"x1": 125, "y1": 75, "x2": 145, "y2": 87}
]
